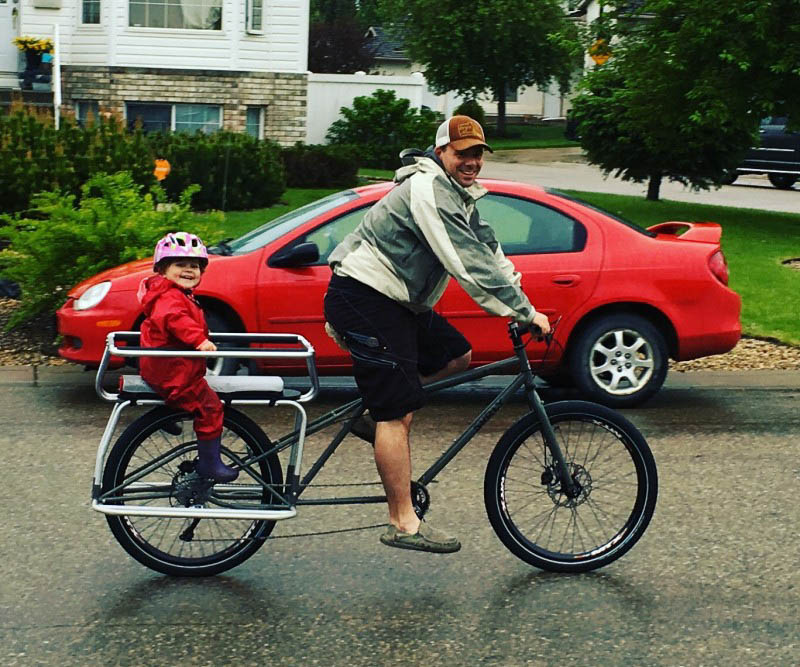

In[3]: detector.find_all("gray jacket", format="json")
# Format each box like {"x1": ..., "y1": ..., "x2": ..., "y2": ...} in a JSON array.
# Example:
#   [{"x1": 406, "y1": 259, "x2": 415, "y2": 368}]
[{"x1": 329, "y1": 154, "x2": 535, "y2": 322}]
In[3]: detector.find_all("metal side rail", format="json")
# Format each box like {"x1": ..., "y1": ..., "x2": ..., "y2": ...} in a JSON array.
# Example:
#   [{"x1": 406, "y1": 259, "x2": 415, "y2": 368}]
[{"x1": 90, "y1": 330, "x2": 318, "y2": 521}]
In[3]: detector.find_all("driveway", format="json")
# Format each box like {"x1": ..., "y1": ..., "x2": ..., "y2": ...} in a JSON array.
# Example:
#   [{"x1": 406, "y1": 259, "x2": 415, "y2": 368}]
[
  {"x1": 483, "y1": 148, "x2": 800, "y2": 214},
  {"x1": 2, "y1": 366, "x2": 799, "y2": 665}
]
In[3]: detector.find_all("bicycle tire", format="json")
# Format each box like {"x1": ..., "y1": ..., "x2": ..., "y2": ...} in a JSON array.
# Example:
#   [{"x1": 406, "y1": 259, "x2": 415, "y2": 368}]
[
  {"x1": 102, "y1": 406, "x2": 283, "y2": 576},
  {"x1": 484, "y1": 400, "x2": 657, "y2": 573}
]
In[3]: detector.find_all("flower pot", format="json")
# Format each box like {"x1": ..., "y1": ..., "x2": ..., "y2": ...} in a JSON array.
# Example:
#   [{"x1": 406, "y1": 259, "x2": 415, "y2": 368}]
[{"x1": 24, "y1": 51, "x2": 43, "y2": 72}]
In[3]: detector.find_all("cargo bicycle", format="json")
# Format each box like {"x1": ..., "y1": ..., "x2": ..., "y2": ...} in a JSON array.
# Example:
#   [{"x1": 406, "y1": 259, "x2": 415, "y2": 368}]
[{"x1": 91, "y1": 321, "x2": 658, "y2": 577}]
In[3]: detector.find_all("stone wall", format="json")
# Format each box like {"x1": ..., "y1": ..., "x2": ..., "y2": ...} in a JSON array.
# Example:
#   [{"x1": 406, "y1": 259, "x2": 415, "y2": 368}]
[{"x1": 59, "y1": 66, "x2": 307, "y2": 145}]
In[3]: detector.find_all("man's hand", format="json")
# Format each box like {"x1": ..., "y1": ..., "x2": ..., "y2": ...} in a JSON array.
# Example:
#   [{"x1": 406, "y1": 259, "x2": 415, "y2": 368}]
[
  {"x1": 197, "y1": 339, "x2": 217, "y2": 352},
  {"x1": 531, "y1": 312, "x2": 551, "y2": 335}
]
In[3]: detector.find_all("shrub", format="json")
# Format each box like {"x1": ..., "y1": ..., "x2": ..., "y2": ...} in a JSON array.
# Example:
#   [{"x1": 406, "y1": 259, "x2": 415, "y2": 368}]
[
  {"x1": 281, "y1": 142, "x2": 359, "y2": 188},
  {"x1": 147, "y1": 131, "x2": 286, "y2": 211},
  {"x1": 0, "y1": 172, "x2": 223, "y2": 328},
  {"x1": 453, "y1": 99, "x2": 486, "y2": 128},
  {"x1": 0, "y1": 106, "x2": 156, "y2": 215},
  {"x1": 325, "y1": 89, "x2": 443, "y2": 169}
]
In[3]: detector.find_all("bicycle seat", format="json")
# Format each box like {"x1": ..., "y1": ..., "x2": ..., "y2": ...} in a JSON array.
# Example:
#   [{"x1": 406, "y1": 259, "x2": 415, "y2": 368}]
[{"x1": 118, "y1": 374, "x2": 301, "y2": 403}]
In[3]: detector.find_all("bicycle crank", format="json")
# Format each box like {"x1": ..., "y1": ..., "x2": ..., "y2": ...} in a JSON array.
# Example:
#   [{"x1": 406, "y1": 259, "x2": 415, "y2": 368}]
[{"x1": 411, "y1": 481, "x2": 430, "y2": 519}]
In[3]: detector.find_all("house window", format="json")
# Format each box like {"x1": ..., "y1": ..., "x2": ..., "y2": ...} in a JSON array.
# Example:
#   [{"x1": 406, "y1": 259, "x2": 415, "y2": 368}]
[
  {"x1": 494, "y1": 85, "x2": 518, "y2": 103},
  {"x1": 246, "y1": 107, "x2": 264, "y2": 139},
  {"x1": 75, "y1": 100, "x2": 100, "y2": 126},
  {"x1": 246, "y1": 0, "x2": 264, "y2": 34},
  {"x1": 82, "y1": 0, "x2": 101, "y2": 23},
  {"x1": 129, "y1": 0, "x2": 222, "y2": 30},
  {"x1": 126, "y1": 102, "x2": 222, "y2": 133}
]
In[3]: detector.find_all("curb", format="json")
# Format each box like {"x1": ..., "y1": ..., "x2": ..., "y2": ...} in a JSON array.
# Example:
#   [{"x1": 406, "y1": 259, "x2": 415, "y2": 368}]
[{"x1": 1, "y1": 365, "x2": 798, "y2": 390}]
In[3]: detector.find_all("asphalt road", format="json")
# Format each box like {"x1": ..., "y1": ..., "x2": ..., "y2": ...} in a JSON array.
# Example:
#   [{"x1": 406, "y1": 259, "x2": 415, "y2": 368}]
[
  {"x1": 1, "y1": 366, "x2": 799, "y2": 666},
  {"x1": 482, "y1": 149, "x2": 800, "y2": 214}
]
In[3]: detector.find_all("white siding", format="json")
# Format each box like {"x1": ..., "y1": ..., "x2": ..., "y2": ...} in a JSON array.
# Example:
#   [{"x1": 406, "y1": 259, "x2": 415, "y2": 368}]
[
  {"x1": 20, "y1": 0, "x2": 308, "y2": 72},
  {"x1": 307, "y1": 72, "x2": 427, "y2": 144}
]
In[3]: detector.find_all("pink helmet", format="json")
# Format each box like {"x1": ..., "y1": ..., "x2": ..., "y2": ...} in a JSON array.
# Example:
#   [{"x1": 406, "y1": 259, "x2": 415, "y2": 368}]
[{"x1": 153, "y1": 232, "x2": 209, "y2": 271}]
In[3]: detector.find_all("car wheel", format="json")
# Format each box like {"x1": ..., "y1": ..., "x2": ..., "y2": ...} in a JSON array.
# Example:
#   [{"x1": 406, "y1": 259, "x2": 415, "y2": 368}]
[
  {"x1": 719, "y1": 170, "x2": 738, "y2": 185},
  {"x1": 767, "y1": 174, "x2": 798, "y2": 189},
  {"x1": 203, "y1": 310, "x2": 241, "y2": 376},
  {"x1": 569, "y1": 314, "x2": 667, "y2": 408}
]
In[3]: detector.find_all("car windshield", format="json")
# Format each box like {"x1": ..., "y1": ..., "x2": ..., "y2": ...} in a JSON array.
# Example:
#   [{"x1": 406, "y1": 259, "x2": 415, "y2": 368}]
[
  {"x1": 224, "y1": 191, "x2": 359, "y2": 255},
  {"x1": 546, "y1": 189, "x2": 656, "y2": 238}
]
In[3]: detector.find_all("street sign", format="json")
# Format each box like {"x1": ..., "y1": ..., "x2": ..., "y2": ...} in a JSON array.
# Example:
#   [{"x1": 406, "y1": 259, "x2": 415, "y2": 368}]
[
  {"x1": 154, "y1": 158, "x2": 171, "y2": 181},
  {"x1": 589, "y1": 39, "x2": 611, "y2": 65}
]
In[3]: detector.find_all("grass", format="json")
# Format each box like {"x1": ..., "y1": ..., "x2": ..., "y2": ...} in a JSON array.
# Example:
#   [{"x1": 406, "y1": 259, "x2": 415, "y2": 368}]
[{"x1": 486, "y1": 123, "x2": 579, "y2": 151}]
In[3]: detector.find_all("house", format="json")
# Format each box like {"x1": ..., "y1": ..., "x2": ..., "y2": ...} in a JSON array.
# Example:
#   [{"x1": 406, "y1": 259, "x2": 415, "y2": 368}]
[
  {"x1": 1, "y1": 0, "x2": 310, "y2": 145},
  {"x1": 363, "y1": 25, "x2": 571, "y2": 122}
]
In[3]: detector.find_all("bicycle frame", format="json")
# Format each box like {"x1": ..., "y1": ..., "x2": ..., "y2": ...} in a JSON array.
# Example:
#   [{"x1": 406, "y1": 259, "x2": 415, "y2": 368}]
[
  {"x1": 91, "y1": 322, "x2": 578, "y2": 521},
  {"x1": 250, "y1": 321, "x2": 577, "y2": 507}
]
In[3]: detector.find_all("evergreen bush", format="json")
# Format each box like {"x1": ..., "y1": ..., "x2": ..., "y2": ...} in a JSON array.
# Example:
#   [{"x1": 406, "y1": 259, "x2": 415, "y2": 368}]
[
  {"x1": 0, "y1": 172, "x2": 223, "y2": 327},
  {"x1": 0, "y1": 106, "x2": 155, "y2": 215},
  {"x1": 325, "y1": 89, "x2": 443, "y2": 169},
  {"x1": 453, "y1": 99, "x2": 487, "y2": 128},
  {"x1": 147, "y1": 131, "x2": 286, "y2": 211},
  {"x1": 281, "y1": 142, "x2": 360, "y2": 188}
]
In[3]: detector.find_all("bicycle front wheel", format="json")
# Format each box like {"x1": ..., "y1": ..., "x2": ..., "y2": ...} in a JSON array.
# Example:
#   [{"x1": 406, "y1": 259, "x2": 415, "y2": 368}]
[
  {"x1": 102, "y1": 406, "x2": 283, "y2": 577},
  {"x1": 484, "y1": 400, "x2": 657, "y2": 573}
]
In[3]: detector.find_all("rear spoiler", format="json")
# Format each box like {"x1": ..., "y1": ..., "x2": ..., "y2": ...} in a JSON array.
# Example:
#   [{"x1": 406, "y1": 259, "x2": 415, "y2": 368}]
[{"x1": 646, "y1": 222, "x2": 721, "y2": 243}]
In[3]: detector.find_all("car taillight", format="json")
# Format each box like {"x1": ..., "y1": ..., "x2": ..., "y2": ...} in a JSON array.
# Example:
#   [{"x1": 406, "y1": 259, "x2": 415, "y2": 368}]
[{"x1": 708, "y1": 250, "x2": 729, "y2": 285}]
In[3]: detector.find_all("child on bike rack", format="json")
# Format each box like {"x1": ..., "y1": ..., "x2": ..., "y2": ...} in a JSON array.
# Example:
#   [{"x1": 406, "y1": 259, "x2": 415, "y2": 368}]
[{"x1": 136, "y1": 231, "x2": 238, "y2": 483}]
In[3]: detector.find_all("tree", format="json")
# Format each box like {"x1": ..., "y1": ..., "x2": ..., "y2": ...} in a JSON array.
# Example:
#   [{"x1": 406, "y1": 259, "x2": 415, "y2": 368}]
[
  {"x1": 570, "y1": 0, "x2": 800, "y2": 200},
  {"x1": 308, "y1": 19, "x2": 377, "y2": 73},
  {"x1": 378, "y1": 0, "x2": 583, "y2": 135},
  {"x1": 308, "y1": 0, "x2": 378, "y2": 73}
]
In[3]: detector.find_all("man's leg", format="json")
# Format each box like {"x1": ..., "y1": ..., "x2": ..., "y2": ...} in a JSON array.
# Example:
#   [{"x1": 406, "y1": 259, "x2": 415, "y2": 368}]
[
  {"x1": 420, "y1": 350, "x2": 471, "y2": 385},
  {"x1": 373, "y1": 412, "x2": 419, "y2": 534}
]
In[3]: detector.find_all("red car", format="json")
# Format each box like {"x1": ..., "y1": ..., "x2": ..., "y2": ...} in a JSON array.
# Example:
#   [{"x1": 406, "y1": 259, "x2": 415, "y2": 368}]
[{"x1": 57, "y1": 180, "x2": 740, "y2": 407}]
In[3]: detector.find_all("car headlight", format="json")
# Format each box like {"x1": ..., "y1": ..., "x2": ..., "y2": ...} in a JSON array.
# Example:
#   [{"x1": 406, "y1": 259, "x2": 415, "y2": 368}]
[{"x1": 73, "y1": 281, "x2": 112, "y2": 311}]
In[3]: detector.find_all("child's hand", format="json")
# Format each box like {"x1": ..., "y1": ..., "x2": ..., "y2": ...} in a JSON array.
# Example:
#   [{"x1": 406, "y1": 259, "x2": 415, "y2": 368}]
[{"x1": 197, "y1": 339, "x2": 217, "y2": 352}]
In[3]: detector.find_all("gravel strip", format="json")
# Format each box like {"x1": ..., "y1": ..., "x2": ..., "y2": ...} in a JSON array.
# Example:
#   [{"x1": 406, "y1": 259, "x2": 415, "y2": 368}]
[{"x1": 1, "y1": 297, "x2": 799, "y2": 371}]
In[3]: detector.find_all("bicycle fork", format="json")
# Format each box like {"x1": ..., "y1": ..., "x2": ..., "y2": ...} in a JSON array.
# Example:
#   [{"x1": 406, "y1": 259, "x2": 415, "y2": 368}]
[{"x1": 512, "y1": 323, "x2": 581, "y2": 500}]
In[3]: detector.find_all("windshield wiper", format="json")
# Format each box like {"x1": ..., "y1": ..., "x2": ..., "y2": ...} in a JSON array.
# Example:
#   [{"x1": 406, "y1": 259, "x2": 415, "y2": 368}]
[{"x1": 210, "y1": 238, "x2": 234, "y2": 256}]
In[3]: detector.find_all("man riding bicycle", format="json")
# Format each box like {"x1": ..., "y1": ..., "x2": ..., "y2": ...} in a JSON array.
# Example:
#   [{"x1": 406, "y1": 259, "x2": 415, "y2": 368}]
[{"x1": 324, "y1": 115, "x2": 550, "y2": 554}]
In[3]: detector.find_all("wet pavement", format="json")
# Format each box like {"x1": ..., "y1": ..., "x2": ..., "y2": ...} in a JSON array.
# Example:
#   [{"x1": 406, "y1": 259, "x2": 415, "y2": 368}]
[{"x1": 1, "y1": 366, "x2": 799, "y2": 666}]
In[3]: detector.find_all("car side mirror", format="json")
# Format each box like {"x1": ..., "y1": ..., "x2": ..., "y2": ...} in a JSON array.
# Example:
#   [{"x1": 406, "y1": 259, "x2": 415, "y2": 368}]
[{"x1": 269, "y1": 242, "x2": 320, "y2": 268}]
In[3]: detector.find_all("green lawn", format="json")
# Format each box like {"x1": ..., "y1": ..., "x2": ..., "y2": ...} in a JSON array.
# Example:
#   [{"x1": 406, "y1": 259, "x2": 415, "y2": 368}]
[
  {"x1": 196, "y1": 187, "x2": 800, "y2": 346},
  {"x1": 486, "y1": 123, "x2": 580, "y2": 151}
]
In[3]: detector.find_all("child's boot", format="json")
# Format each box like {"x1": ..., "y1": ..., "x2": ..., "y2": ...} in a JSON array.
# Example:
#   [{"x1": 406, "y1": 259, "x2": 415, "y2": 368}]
[{"x1": 195, "y1": 437, "x2": 239, "y2": 482}]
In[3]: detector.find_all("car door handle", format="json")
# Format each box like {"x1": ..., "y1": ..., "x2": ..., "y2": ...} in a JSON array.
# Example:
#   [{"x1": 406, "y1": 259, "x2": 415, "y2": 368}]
[{"x1": 551, "y1": 274, "x2": 581, "y2": 286}]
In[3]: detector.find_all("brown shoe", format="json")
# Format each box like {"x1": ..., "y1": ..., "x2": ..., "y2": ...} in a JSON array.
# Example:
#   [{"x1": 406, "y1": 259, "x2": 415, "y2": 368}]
[{"x1": 350, "y1": 413, "x2": 377, "y2": 445}]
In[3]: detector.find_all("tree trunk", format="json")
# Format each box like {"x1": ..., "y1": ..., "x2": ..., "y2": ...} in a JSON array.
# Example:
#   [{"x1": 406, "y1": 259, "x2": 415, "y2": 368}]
[
  {"x1": 646, "y1": 173, "x2": 662, "y2": 201},
  {"x1": 496, "y1": 85, "x2": 507, "y2": 137}
]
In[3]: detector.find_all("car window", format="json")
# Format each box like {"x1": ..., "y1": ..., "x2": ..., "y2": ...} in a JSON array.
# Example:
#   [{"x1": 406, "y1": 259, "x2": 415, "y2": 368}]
[
  {"x1": 284, "y1": 206, "x2": 371, "y2": 265},
  {"x1": 760, "y1": 116, "x2": 788, "y2": 130},
  {"x1": 548, "y1": 190, "x2": 657, "y2": 238},
  {"x1": 226, "y1": 191, "x2": 359, "y2": 255},
  {"x1": 476, "y1": 194, "x2": 587, "y2": 255}
]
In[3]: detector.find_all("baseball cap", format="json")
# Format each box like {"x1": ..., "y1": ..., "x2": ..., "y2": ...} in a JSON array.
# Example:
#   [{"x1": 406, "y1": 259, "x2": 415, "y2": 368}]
[{"x1": 435, "y1": 115, "x2": 493, "y2": 152}]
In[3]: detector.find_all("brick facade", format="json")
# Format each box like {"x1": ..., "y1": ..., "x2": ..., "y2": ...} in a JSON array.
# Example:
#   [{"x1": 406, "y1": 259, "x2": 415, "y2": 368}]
[{"x1": 60, "y1": 66, "x2": 307, "y2": 145}]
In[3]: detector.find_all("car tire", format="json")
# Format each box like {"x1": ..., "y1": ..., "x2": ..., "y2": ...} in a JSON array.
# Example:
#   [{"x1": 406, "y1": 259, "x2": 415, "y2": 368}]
[
  {"x1": 719, "y1": 170, "x2": 738, "y2": 185},
  {"x1": 569, "y1": 314, "x2": 667, "y2": 408},
  {"x1": 767, "y1": 173, "x2": 798, "y2": 189},
  {"x1": 203, "y1": 309, "x2": 241, "y2": 376}
]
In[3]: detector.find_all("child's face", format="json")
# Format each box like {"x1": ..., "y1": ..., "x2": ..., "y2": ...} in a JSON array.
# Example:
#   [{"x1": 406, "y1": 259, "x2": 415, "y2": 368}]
[{"x1": 161, "y1": 259, "x2": 203, "y2": 290}]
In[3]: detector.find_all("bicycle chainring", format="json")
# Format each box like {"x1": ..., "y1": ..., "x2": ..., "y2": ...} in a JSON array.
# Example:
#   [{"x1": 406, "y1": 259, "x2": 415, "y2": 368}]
[{"x1": 411, "y1": 481, "x2": 430, "y2": 519}]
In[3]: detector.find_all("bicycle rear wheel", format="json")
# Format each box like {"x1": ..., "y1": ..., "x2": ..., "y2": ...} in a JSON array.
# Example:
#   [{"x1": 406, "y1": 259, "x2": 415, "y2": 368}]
[
  {"x1": 484, "y1": 400, "x2": 657, "y2": 573},
  {"x1": 102, "y1": 406, "x2": 283, "y2": 576}
]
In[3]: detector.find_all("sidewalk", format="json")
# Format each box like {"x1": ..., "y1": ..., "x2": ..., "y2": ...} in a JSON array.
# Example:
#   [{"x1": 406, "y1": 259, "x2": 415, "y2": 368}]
[{"x1": 1, "y1": 364, "x2": 798, "y2": 390}]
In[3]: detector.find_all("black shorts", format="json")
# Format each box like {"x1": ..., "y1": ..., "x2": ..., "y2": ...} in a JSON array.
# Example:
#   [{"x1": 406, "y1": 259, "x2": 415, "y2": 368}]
[{"x1": 324, "y1": 274, "x2": 471, "y2": 422}]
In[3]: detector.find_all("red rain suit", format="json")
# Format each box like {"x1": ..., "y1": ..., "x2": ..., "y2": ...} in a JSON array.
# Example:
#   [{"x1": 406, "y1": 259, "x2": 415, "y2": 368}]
[{"x1": 137, "y1": 275, "x2": 223, "y2": 440}]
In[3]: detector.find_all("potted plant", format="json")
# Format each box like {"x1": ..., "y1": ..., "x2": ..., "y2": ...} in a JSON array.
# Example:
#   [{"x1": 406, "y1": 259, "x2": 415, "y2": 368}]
[{"x1": 13, "y1": 36, "x2": 53, "y2": 90}]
